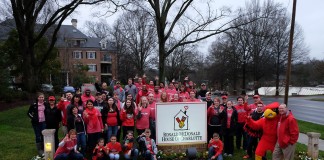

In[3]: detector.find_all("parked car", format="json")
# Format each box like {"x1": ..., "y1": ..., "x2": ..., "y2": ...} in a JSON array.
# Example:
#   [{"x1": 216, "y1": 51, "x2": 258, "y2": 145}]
[
  {"x1": 212, "y1": 90, "x2": 222, "y2": 96},
  {"x1": 63, "y1": 86, "x2": 75, "y2": 93},
  {"x1": 81, "y1": 83, "x2": 97, "y2": 93},
  {"x1": 41, "y1": 84, "x2": 54, "y2": 92}
]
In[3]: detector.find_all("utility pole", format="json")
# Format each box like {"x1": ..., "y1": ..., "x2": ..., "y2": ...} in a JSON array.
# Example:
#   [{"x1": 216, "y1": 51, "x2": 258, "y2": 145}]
[{"x1": 284, "y1": 0, "x2": 297, "y2": 105}]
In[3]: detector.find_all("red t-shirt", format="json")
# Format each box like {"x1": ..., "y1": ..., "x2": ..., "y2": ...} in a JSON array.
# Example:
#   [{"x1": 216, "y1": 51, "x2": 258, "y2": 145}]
[
  {"x1": 226, "y1": 109, "x2": 233, "y2": 128},
  {"x1": 107, "y1": 112, "x2": 118, "y2": 126}
]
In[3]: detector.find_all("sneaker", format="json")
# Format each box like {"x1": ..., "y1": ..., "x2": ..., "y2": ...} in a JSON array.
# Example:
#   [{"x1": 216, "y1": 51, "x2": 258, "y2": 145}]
[
  {"x1": 224, "y1": 153, "x2": 228, "y2": 156},
  {"x1": 243, "y1": 155, "x2": 250, "y2": 159},
  {"x1": 228, "y1": 154, "x2": 233, "y2": 157}
]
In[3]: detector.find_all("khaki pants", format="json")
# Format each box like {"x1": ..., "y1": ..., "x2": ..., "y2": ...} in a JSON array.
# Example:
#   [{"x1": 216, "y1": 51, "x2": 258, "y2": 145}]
[{"x1": 272, "y1": 142, "x2": 296, "y2": 160}]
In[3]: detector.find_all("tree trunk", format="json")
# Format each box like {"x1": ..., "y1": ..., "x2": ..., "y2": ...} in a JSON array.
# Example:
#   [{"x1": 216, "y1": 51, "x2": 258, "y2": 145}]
[
  {"x1": 22, "y1": 52, "x2": 39, "y2": 92},
  {"x1": 158, "y1": 48, "x2": 166, "y2": 83},
  {"x1": 275, "y1": 52, "x2": 280, "y2": 96},
  {"x1": 241, "y1": 60, "x2": 246, "y2": 95}
]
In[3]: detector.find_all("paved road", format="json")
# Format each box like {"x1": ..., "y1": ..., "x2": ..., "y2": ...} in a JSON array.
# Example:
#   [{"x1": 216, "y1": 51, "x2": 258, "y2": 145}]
[
  {"x1": 260, "y1": 96, "x2": 324, "y2": 125},
  {"x1": 216, "y1": 95, "x2": 324, "y2": 125}
]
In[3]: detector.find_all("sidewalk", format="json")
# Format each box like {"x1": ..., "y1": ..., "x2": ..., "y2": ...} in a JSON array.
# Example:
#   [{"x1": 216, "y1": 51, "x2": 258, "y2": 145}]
[{"x1": 298, "y1": 133, "x2": 324, "y2": 151}]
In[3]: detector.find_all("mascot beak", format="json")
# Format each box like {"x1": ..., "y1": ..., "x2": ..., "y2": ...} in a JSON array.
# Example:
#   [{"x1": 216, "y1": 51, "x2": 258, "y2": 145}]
[{"x1": 263, "y1": 109, "x2": 277, "y2": 119}]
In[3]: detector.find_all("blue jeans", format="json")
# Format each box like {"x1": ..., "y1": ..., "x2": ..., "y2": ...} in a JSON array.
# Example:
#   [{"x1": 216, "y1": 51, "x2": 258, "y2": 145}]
[
  {"x1": 109, "y1": 153, "x2": 120, "y2": 160},
  {"x1": 124, "y1": 148, "x2": 139, "y2": 160},
  {"x1": 107, "y1": 126, "x2": 118, "y2": 141},
  {"x1": 208, "y1": 146, "x2": 223, "y2": 160},
  {"x1": 32, "y1": 122, "x2": 46, "y2": 143},
  {"x1": 77, "y1": 132, "x2": 86, "y2": 155},
  {"x1": 143, "y1": 150, "x2": 155, "y2": 160},
  {"x1": 54, "y1": 151, "x2": 83, "y2": 160}
]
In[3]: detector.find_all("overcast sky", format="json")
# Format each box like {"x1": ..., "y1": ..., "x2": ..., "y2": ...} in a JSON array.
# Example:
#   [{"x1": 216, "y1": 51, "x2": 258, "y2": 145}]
[{"x1": 63, "y1": 0, "x2": 324, "y2": 60}]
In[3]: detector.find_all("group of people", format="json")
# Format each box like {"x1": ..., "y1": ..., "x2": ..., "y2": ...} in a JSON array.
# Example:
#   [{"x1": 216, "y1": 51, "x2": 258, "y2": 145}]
[
  {"x1": 27, "y1": 75, "x2": 299, "y2": 160},
  {"x1": 206, "y1": 94, "x2": 299, "y2": 160}
]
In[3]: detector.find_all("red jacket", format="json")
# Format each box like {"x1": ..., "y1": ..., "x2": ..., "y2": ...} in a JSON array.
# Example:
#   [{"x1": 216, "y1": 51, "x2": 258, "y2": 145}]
[
  {"x1": 83, "y1": 108, "x2": 103, "y2": 134},
  {"x1": 277, "y1": 111, "x2": 299, "y2": 148},
  {"x1": 207, "y1": 139, "x2": 223, "y2": 157}
]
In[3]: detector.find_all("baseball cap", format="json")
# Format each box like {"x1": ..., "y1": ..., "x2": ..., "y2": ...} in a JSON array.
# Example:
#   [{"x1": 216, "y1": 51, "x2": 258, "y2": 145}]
[
  {"x1": 221, "y1": 95, "x2": 228, "y2": 99},
  {"x1": 48, "y1": 96, "x2": 56, "y2": 101}
]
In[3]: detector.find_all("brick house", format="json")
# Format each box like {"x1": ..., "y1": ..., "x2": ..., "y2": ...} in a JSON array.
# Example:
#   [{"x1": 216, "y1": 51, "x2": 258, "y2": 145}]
[
  {"x1": 56, "y1": 19, "x2": 117, "y2": 85},
  {"x1": 0, "y1": 19, "x2": 117, "y2": 86}
]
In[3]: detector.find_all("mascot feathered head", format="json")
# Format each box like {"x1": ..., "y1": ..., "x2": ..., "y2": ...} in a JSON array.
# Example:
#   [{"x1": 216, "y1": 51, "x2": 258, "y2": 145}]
[{"x1": 263, "y1": 102, "x2": 280, "y2": 119}]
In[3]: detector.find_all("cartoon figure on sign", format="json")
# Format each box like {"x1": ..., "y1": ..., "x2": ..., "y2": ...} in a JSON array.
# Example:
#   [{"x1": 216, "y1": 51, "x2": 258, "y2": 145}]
[
  {"x1": 174, "y1": 106, "x2": 189, "y2": 130},
  {"x1": 176, "y1": 116, "x2": 187, "y2": 128}
]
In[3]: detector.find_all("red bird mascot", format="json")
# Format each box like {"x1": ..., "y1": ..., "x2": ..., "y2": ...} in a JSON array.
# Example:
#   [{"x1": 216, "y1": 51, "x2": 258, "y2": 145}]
[{"x1": 244, "y1": 102, "x2": 280, "y2": 160}]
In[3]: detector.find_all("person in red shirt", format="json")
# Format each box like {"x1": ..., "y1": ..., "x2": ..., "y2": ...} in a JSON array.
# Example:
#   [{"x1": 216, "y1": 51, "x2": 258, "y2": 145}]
[
  {"x1": 166, "y1": 82, "x2": 177, "y2": 99},
  {"x1": 148, "y1": 93, "x2": 157, "y2": 140},
  {"x1": 170, "y1": 93, "x2": 182, "y2": 102},
  {"x1": 159, "y1": 91, "x2": 168, "y2": 102},
  {"x1": 101, "y1": 97, "x2": 121, "y2": 142},
  {"x1": 179, "y1": 85, "x2": 190, "y2": 102},
  {"x1": 187, "y1": 91, "x2": 201, "y2": 102},
  {"x1": 208, "y1": 133, "x2": 224, "y2": 160},
  {"x1": 106, "y1": 135, "x2": 122, "y2": 160},
  {"x1": 57, "y1": 91, "x2": 73, "y2": 135},
  {"x1": 83, "y1": 100, "x2": 104, "y2": 153},
  {"x1": 152, "y1": 86, "x2": 161, "y2": 102},
  {"x1": 136, "y1": 85, "x2": 150, "y2": 105},
  {"x1": 244, "y1": 95, "x2": 262, "y2": 115},
  {"x1": 120, "y1": 99, "x2": 136, "y2": 138},
  {"x1": 134, "y1": 74, "x2": 147, "y2": 91},
  {"x1": 92, "y1": 138, "x2": 109, "y2": 160},
  {"x1": 54, "y1": 129, "x2": 83, "y2": 160},
  {"x1": 135, "y1": 96, "x2": 151, "y2": 135},
  {"x1": 234, "y1": 96, "x2": 249, "y2": 151}
]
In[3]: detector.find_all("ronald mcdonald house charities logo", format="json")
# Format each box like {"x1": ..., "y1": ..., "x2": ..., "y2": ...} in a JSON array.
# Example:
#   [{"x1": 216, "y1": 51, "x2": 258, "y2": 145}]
[{"x1": 174, "y1": 105, "x2": 189, "y2": 130}]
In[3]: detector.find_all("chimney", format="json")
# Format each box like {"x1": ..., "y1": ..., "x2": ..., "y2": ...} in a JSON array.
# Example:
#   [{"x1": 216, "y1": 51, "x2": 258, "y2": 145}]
[{"x1": 71, "y1": 19, "x2": 77, "y2": 28}]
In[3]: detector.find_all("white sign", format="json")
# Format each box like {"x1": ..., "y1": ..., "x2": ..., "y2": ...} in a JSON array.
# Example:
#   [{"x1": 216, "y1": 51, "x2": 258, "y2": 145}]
[{"x1": 156, "y1": 102, "x2": 207, "y2": 145}]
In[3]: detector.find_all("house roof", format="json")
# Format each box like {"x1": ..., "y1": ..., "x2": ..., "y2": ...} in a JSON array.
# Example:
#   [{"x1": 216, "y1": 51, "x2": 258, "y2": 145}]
[
  {"x1": 0, "y1": 19, "x2": 117, "y2": 51},
  {"x1": 0, "y1": 19, "x2": 16, "y2": 40}
]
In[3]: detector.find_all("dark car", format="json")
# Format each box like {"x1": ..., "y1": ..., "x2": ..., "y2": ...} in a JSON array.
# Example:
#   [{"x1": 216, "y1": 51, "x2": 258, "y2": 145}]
[
  {"x1": 63, "y1": 86, "x2": 75, "y2": 93},
  {"x1": 41, "y1": 84, "x2": 54, "y2": 92}
]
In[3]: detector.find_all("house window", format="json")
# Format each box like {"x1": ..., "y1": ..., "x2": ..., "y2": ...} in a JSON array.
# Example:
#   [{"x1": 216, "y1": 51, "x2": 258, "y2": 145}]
[
  {"x1": 72, "y1": 51, "x2": 82, "y2": 59},
  {"x1": 87, "y1": 51, "x2": 96, "y2": 59},
  {"x1": 88, "y1": 64, "x2": 97, "y2": 72}
]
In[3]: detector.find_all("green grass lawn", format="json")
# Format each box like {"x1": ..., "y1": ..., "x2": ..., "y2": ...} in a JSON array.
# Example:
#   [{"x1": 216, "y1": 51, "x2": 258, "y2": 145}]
[
  {"x1": 298, "y1": 120, "x2": 324, "y2": 139},
  {"x1": 0, "y1": 106, "x2": 323, "y2": 160}
]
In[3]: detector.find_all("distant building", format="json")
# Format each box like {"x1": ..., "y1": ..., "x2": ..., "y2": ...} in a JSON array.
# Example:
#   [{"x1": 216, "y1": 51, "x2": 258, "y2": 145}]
[{"x1": 0, "y1": 19, "x2": 118, "y2": 85}]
